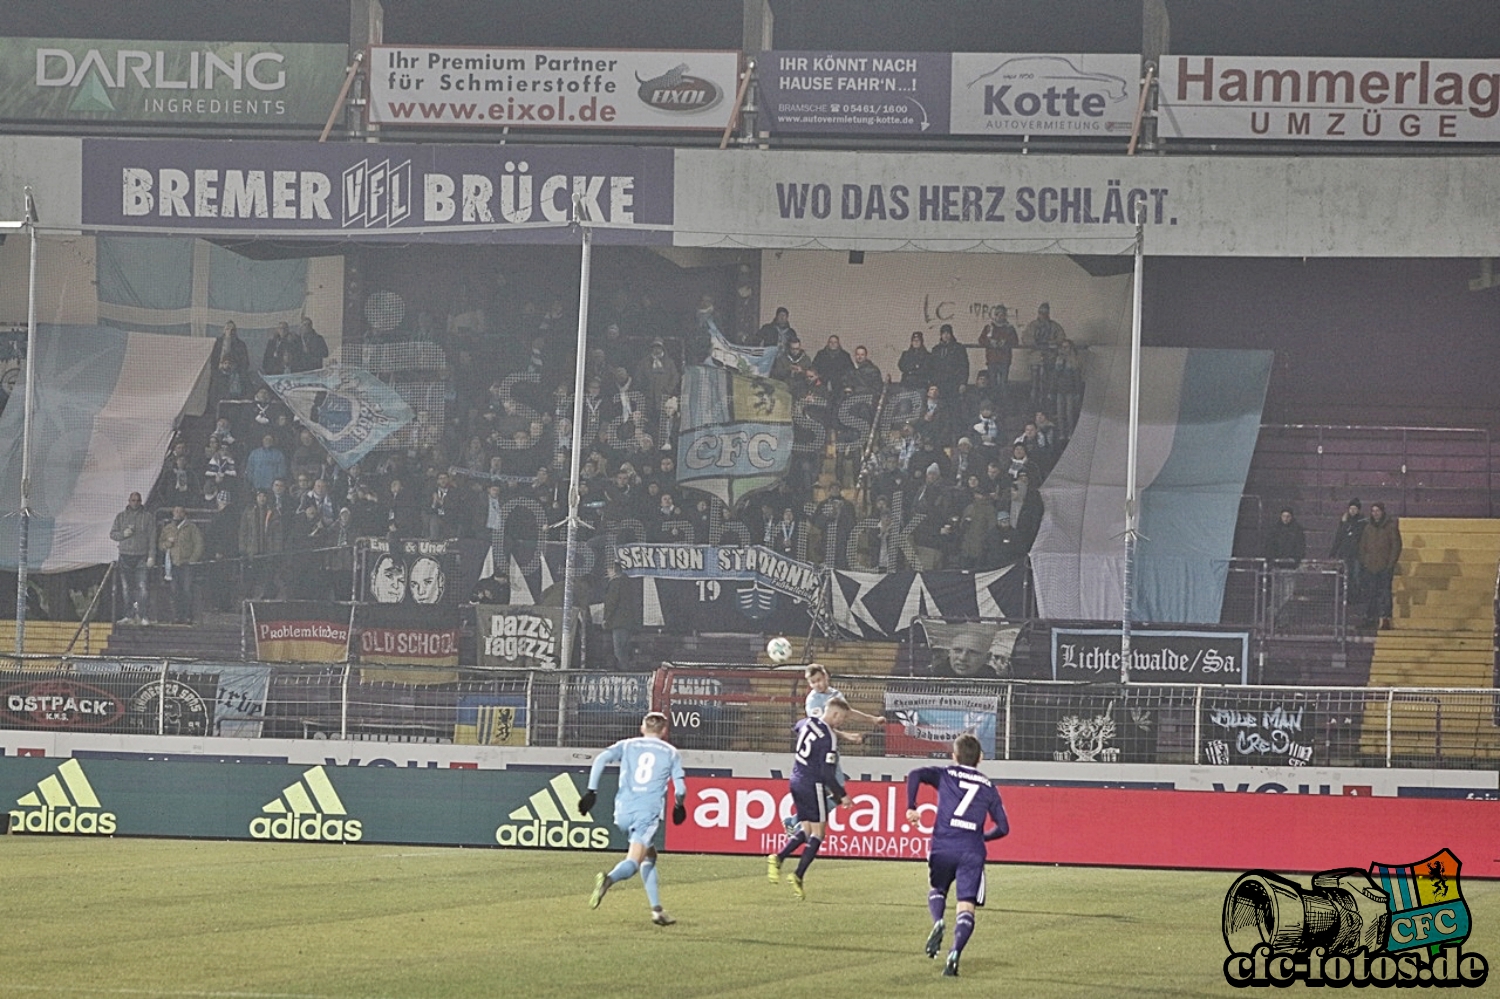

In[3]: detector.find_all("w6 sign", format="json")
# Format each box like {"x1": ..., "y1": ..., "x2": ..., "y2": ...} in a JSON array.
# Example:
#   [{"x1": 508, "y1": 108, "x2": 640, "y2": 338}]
[{"x1": 667, "y1": 776, "x2": 938, "y2": 859}]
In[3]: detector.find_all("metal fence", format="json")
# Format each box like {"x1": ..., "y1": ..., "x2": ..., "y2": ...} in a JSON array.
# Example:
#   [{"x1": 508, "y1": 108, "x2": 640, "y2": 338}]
[
  {"x1": 1220, "y1": 558, "x2": 1347, "y2": 639},
  {"x1": 1, "y1": 658, "x2": 1495, "y2": 770}
]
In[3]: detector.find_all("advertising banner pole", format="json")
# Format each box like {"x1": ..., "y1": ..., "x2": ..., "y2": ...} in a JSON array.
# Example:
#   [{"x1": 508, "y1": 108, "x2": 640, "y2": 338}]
[
  {"x1": 13, "y1": 191, "x2": 37, "y2": 653},
  {"x1": 1121, "y1": 211, "x2": 1145, "y2": 683},
  {"x1": 559, "y1": 199, "x2": 593, "y2": 672}
]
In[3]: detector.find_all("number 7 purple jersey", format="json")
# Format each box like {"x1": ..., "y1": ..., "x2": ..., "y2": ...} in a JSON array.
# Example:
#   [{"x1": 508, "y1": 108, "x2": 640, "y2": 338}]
[{"x1": 906, "y1": 764, "x2": 1009, "y2": 855}]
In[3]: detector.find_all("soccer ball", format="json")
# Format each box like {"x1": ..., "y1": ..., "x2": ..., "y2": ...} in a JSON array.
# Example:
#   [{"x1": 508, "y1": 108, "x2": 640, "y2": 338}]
[{"x1": 766, "y1": 636, "x2": 794, "y2": 664}]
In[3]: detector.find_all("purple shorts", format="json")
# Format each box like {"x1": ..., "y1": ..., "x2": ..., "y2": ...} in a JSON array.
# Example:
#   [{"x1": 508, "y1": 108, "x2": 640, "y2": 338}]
[
  {"x1": 790, "y1": 780, "x2": 830, "y2": 824},
  {"x1": 929, "y1": 850, "x2": 987, "y2": 905}
]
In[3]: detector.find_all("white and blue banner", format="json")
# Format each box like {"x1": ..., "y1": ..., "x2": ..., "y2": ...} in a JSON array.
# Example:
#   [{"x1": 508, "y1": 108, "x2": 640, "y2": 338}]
[
  {"x1": 614, "y1": 543, "x2": 827, "y2": 608},
  {"x1": 708, "y1": 326, "x2": 778, "y2": 379},
  {"x1": 262, "y1": 364, "x2": 414, "y2": 470}
]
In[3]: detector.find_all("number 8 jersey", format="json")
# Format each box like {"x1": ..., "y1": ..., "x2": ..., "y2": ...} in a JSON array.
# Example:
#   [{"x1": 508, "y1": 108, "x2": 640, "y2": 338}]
[
  {"x1": 905, "y1": 764, "x2": 1009, "y2": 855},
  {"x1": 589, "y1": 735, "x2": 686, "y2": 825}
]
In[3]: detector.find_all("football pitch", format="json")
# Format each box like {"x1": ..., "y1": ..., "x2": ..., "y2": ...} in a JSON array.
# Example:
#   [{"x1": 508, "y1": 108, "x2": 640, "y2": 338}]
[{"x1": 1, "y1": 839, "x2": 1496, "y2": 999}]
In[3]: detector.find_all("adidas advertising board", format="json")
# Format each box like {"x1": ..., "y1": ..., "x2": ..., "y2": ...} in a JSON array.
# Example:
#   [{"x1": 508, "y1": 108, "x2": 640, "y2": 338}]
[
  {"x1": 249, "y1": 766, "x2": 363, "y2": 842},
  {"x1": 494, "y1": 772, "x2": 610, "y2": 849},
  {"x1": 9, "y1": 759, "x2": 117, "y2": 835}
]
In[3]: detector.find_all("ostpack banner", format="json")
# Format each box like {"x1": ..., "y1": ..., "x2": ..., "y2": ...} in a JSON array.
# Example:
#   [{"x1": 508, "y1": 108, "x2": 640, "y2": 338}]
[
  {"x1": 251, "y1": 601, "x2": 353, "y2": 663},
  {"x1": 676, "y1": 365, "x2": 793, "y2": 508},
  {"x1": 1050, "y1": 627, "x2": 1250, "y2": 683},
  {"x1": 1, "y1": 757, "x2": 628, "y2": 850},
  {"x1": 79, "y1": 138, "x2": 674, "y2": 243},
  {"x1": 614, "y1": 543, "x2": 826, "y2": 608},
  {"x1": 0, "y1": 39, "x2": 348, "y2": 126},
  {"x1": 882, "y1": 692, "x2": 998, "y2": 759},
  {"x1": 760, "y1": 51, "x2": 951, "y2": 135},
  {"x1": 353, "y1": 604, "x2": 461, "y2": 667},
  {"x1": 357, "y1": 538, "x2": 486, "y2": 607},
  {"x1": 262, "y1": 365, "x2": 413, "y2": 470},
  {"x1": 0, "y1": 670, "x2": 216, "y2": 735},
  {"x1": 949, "y1": 53, "x2": 1139, "y2": 136},
  {"x1": 1159, "y1": 56, "x2": 1500, "y2": 143},
  {"x1": 476, "y1": 604, "x2": 569, "y2": 670},
  {"x1": 367, "y1": 46, "x2": 740, "y2": 130}
]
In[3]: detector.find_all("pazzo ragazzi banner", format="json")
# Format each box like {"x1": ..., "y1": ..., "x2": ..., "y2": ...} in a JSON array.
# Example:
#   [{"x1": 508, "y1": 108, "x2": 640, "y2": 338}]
[
  {"x1": 1050, "y1": 628, "x2": 1250, "y2": 683},
  {"x1": 476, "y1": 604, "x2": 567, "y2": 669},
  {"x1": 79, "y1": 138, "x2": 673, "y2": 243},
  {"x1": 759, "y1": 51, "x2": 1138, "y2": 137},
  {"x1": 0, "y1": 39, "x2": 348, "y2": 125},
  {"x1": 367, "y1": 47, "x2": 739, "y2": 129},
  {"x1": 613, "y1": 543, "x2": 827, "y2": 608},
  {"x1": 1159, "y1": 56, "x2": 1500, "y2": 143}
]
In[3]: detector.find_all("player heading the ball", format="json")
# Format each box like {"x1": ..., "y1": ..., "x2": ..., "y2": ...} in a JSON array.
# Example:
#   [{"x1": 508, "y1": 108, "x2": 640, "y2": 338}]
[
  {"x1": 768, "y1": 697, "x2": 851, "y2": 900},
  {"x1": 906, "y1": 734, "x2": 1010, "y2": 978},
  {"x1": 580, "y1": 711, "x2": 688, "y2": 926}
]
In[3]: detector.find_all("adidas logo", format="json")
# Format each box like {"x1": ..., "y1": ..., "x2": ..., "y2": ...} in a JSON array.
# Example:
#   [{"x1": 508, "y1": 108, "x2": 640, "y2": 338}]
[
  {"x1": 495, "y1": 773, "x2": 610, "y2": 849},
  {"x1": 11, "y1": 759, "x2": 117, "y2": 835},
  {"x1": 249, "y1": 766, "x2": 363, "y2": 842}
]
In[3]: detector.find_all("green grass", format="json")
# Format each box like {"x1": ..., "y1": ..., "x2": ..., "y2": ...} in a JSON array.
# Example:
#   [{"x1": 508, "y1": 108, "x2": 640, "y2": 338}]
[{"x1": 0, "y1": 839, "x2": 1496, "y2": 998}]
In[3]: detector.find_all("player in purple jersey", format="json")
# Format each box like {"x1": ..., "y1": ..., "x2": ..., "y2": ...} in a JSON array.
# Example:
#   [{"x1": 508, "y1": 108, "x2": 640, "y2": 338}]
[
  {"x1": 767, "y1": 698, "x2": 851, "y2": 900},
  {"x1": 905, "y1": 733, "x2": 1009, "y2": 978}
]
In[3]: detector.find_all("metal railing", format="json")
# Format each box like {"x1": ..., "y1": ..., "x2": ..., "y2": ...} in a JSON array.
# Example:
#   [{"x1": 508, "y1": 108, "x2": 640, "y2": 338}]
[
  {"x1": 1, "y1": 658, "x2": 1495, "y2": 769},
  {"x1": 1221, "y1": 557, "x2": 1347, "y2": 640}
]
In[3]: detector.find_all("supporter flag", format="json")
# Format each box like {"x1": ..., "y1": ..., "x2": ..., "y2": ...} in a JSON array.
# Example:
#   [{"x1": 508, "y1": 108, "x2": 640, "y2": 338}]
[
  {"x1": 250, "y1": 601, "x2": 353, "y2": 663},
  {"x1": 1030, "y1": 347, "x2": 1273, "y2": 624},
  {"x1": 708, "y1": 325, "x2": 778, "y2": 378},
  {"x1": 676, "y1": 365, "x2": 792, "y2": 507},
  {"x1": 1371, "y1": 850, "x2": 1471, "y2": 955},
  {"x1": 354, "y1": 603, "x2": 460, "y2": 684},
  {"x1": 0, "y1": 326, "x2": 213, "y2": 571},
  {"x1": 261, "y1": 364, "x2": 413, "y2": 470}
]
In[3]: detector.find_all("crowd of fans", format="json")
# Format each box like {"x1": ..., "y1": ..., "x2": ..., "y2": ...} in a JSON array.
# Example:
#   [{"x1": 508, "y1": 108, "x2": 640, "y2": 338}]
[{"x1": 143, "y1": 290, "x2": 1087, "y2": 621}]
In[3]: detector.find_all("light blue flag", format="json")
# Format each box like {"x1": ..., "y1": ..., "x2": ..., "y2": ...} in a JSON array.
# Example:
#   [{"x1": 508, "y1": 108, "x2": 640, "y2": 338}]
[
  {"x1": 708, "y1": 325, "x2": 778, "y2": 379},
  {"x1": 262, "y1": 364, "x2": 414, "y2": 469}
]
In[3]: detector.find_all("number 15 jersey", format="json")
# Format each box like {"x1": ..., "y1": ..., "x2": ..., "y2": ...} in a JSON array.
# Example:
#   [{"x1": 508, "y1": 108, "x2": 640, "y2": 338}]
[{"x1": 905, "y1": 764, "x2": 1009, "y2": 856}]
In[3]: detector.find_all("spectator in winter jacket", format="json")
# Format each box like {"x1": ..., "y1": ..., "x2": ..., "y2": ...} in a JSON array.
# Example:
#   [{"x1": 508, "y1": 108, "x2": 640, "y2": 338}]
[
  {"x1": 1329, "y1": 498, "x2": 1366, "y2": 603},
  {"x1": 1357, "y1": 502, "x2": 1403, "y2": 630},
  {"x1": 110, "y1": 492, "x2": 157, "y2": 623}
]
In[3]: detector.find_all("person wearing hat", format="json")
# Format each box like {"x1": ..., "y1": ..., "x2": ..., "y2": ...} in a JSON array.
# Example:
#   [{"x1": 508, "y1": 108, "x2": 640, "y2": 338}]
[
  {"x1": 1329, "y1": 498, "x2": 1366, "y2": 605},
  {"x1": 633, "y1": 336, "x2": 680, "y2": 422}
]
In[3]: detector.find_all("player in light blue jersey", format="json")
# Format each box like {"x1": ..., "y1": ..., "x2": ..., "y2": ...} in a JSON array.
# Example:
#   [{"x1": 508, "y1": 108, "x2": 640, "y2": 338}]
[
  {"x1": 579, "y1": 711, "x2": 688, "y2": 926},
  {"x1": 784, "y1": 665, "x2": 885, "y2": 834}
]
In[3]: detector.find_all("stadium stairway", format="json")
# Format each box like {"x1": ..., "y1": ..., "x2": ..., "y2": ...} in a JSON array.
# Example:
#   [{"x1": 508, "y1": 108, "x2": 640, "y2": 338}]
[
  {"x1": 103, "y1": 610, "x2": 245, "y2": 662},
  {"x1": 1360, "y1": 518, "x2": 1500, "y2": 762}
]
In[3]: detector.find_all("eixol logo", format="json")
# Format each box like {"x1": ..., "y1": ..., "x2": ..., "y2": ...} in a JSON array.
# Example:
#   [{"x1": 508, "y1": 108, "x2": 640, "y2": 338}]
[
  {"x1": 495, "y1": 773, "x2": 610, "y2": 849},
  {"x1": 10, "y1": 758, "x2": 117, "y2": 835},
  {"x1": 250, "y1": 766, "x2": 363, "y2": 842}
]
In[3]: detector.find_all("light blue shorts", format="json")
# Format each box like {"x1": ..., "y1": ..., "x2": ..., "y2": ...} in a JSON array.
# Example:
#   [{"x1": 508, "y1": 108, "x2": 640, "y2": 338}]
[{"x1": 618, "y1": 812, "x2": 662, "y2": 847}]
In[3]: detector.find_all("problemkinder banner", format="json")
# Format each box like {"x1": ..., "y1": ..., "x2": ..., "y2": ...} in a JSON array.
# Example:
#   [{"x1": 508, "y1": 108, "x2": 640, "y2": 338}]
[
  {"x1": 0, "y1": 39, "x2": 348, "y2": 126},
  {"x1": 367, "y1": 47, "x2": 740, "y2": 130},
  {"x1": 251, "y1": 601, "x2": 353, "y2": 663},
  {"x1": 79, "y1": 138, "x2": 674, "y2": 243}
]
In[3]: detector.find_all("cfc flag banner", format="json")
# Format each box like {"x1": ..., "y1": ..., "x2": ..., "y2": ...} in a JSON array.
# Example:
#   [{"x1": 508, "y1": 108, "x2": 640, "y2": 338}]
[
  {"x1": 1372, "y1": 850, "x2": 1473, "y2": 954},
  {"x1": 261, "y1": 365, "x2": 414, "y2": 470},
  {"x1": 676, "y1": 365, "x2": 793, "y2": 508}
]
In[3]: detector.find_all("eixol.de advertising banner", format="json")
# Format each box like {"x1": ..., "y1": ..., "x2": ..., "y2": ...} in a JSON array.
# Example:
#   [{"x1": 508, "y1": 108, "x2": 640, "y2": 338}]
[{"x1": 0, "y1": 38, "x2": 348, "y2": 125}]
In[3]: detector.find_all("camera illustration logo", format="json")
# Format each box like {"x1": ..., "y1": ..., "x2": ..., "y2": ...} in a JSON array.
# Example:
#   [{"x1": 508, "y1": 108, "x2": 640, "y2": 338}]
[{"x1": 1223, "y1": 849, "x2": 1488, "y2": 987}]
